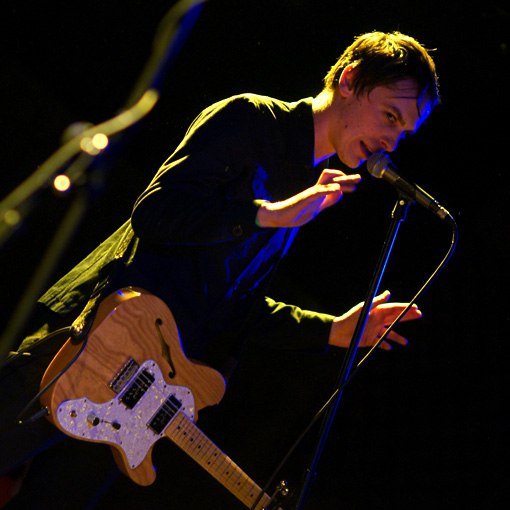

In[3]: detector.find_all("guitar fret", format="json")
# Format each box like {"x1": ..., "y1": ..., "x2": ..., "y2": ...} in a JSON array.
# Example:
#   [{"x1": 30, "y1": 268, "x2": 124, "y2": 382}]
[
  {"x1": 226, "y1": 467, "x2": 243, "y2": 488},
  {"x1": 168, "y1": 413, "x2": 272, "y2": 509}
]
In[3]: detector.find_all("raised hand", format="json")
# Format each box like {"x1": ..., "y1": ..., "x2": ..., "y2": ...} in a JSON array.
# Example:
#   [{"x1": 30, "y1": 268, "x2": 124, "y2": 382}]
[
  {"x1": 256, "y1": 169, "x2": 361, "y2": 228},
  {"x1": 329, "y1": 291, "x2": 422, "y2": 350}
]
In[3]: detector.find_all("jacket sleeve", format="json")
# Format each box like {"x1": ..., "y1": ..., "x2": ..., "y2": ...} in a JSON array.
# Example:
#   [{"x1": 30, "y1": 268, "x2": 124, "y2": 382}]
[
  {"x1": 243, "y1": 296, "x2": 334, "y2": 352},
  {"x1": 131, "y1": 97, "x2": 276, "y2": 245}
]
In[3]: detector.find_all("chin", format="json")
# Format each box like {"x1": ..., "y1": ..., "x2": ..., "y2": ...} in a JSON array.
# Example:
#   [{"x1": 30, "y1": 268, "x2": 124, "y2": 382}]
[{"x1": 339, "y1": 154, "x2": 364, "y2": 169}]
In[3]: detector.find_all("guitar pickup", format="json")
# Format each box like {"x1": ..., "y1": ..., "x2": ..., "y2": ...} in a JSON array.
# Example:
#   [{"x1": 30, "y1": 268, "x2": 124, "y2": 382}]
[
  {"x1": 148, "y1": 394, "x2": 183, "y2": 434},
  {"x1": 109, "y1": 358, "x2": 140, "y2": 394},
  {"x1": 119, "y1": 369, "x2": 155, "y2": 409}
]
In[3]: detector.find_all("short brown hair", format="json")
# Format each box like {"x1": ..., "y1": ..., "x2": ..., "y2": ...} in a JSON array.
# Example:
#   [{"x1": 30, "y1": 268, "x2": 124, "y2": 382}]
[{"x1": 324, "y1": 31, "x2": 440, "y2": 108}]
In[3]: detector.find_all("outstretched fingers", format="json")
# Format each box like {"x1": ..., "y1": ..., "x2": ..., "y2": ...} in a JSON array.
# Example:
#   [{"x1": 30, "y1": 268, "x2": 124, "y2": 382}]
[
  {"x1": 367, "y1": 291, "x2": 422, "y2": 349},
  {"x1": 331, "y1": 174, "x2": 361, "y2": 193},
  {"x1": 316, "y1": 174, "x2": 360, "y2": 210}
]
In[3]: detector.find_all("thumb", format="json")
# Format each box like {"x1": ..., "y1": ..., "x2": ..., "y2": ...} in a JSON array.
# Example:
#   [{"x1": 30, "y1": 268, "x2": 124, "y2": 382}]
[{"x1": 371, "y1": 290, "x2": 391, "y2": 308}]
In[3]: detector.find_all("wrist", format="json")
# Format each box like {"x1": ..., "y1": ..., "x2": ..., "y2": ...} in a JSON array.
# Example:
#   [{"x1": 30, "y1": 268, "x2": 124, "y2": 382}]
[
  {"x1": 255, "y1": 200, "x2": 275, "y2": 228},
  {"x1": 328, "y1": 316, "x2": 350, "y2": 348}
]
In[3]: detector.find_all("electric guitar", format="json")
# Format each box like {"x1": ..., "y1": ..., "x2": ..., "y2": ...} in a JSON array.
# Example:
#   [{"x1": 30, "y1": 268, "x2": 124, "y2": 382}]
[{"x1": 40, "y1": 288, "x2": 285, "y2": 509}]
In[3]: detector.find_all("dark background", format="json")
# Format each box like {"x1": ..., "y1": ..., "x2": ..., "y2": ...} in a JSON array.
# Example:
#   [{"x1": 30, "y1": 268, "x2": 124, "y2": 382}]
[{"x1": 0, "y1": 1, "x2": 508, "y2": 508}]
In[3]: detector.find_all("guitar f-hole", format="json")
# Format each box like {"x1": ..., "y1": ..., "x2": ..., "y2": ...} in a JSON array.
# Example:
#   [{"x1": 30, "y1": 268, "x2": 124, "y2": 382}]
[{"x1": 154, "y1": 318, "x2": 176, "y2": 379}]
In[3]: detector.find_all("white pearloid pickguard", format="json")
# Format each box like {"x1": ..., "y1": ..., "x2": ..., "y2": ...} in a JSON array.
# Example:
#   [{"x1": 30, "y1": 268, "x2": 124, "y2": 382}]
[{"x1": 55, "y1": 359, "x2": 195, "y2": 469}]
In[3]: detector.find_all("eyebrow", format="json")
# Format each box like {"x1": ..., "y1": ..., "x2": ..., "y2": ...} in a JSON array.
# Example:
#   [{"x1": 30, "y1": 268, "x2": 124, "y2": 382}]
[{"x1": 387, "y1": 104, "x2": 417, "y2": 137}]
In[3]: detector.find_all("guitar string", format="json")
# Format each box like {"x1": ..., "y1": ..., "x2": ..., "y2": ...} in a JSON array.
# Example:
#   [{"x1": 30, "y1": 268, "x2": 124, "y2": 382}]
[{"x1": 171, "y1": 413, "x2": 269, "y2": 506}]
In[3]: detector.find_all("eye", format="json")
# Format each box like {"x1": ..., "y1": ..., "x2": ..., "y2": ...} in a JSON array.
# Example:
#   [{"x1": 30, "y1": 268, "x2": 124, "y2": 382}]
[{"x1": 386, "y1": 111, "x2": 397, "y2": 123}]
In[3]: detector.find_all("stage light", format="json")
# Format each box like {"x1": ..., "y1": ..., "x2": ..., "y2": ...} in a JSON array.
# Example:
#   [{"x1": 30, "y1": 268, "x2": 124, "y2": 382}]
[
  {"x1": 3, "y1": 209, "x2": 20, "y2": 226},
  {"x1": 53, "y1": 174, "x2": 72, "y2": 193},
  {"x1": 79, "y1": 133, "x2": 109, "y2": 155},
  {"x1": 92, "y1": 133, "x2": 109, "y2": 150}
]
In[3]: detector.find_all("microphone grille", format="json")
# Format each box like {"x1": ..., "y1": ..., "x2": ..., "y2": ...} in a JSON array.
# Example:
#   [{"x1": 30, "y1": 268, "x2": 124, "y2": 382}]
[{"x1": 367, "y1": 152, "x2": 390, "y2": 178}]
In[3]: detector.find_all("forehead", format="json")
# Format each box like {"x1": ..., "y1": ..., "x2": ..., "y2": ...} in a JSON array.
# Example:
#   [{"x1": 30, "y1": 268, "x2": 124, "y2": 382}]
[{"x1": 373, "y1": 79, "x2": 432, "y2": 130}]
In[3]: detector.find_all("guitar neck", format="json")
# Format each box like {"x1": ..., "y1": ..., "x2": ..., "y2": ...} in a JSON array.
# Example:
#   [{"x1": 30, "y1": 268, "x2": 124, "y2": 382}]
[{"x1": 166, "y1": 413, "x2": 275, "y2": 510}]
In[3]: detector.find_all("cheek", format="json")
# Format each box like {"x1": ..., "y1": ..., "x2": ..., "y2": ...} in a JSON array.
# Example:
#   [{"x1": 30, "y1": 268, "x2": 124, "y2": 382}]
[
  {"x1": 349, "y1": 106, "x2": 371, "y2": 136},
  {"x1": 346, "y1": 120, "x2": 365, "y2": 140}
]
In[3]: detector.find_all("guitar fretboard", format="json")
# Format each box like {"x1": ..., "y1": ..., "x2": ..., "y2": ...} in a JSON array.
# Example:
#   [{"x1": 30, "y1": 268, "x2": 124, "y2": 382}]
[{"x1": 167, "y1": 413, "x2": 274, "y2": 510}]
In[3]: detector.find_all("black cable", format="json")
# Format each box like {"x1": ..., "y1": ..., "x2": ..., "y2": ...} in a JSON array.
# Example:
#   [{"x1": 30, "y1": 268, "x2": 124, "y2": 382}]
[
  {"x1": 0, "y1": 327, "x2": 71, "y2": 370},
  {"x1": 12, "y1": 328, "x2": 90, "y2": 426},
  {"x1": 251, "y1": 218, "x2": 458, "y2": 509}
]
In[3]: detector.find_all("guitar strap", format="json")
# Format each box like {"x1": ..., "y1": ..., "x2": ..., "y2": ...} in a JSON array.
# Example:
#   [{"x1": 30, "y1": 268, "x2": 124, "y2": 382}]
[{"x1": 70, "y1": 226, "x2": 138, "y2": 340}]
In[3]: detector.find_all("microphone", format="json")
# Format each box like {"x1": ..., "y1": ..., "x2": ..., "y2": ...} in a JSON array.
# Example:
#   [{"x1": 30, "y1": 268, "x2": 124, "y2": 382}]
[{"x1": 367, "y1": 152, "x2": 454, "y2": 225}]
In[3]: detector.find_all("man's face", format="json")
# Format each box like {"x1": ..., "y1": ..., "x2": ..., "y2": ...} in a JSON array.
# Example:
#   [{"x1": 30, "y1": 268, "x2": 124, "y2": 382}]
[{"x1": 332, "y1": 78, "x2": 432, "y2": 169}]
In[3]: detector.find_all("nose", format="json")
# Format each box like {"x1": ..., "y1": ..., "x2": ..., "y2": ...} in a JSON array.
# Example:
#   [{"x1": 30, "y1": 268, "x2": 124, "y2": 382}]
[{"x1": 381, "y1": 130, "x2": 405, "y2": 153}]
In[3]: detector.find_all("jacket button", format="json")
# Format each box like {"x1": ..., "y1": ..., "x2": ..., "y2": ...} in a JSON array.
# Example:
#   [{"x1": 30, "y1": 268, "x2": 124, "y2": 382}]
[{"x1": 232, "y1": 225, "x2": 243, "y2": 237}]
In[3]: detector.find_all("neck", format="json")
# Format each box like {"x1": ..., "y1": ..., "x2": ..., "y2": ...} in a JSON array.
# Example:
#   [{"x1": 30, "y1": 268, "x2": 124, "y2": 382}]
[{"x1": 312, "y1": 90, "x2": 336, "y2": 165}]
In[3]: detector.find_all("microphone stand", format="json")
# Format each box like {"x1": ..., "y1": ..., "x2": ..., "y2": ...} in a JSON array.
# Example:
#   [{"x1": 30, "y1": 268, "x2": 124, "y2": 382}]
[{"x1": 293, "y1": 194, "x2": 413, "y2": 509}]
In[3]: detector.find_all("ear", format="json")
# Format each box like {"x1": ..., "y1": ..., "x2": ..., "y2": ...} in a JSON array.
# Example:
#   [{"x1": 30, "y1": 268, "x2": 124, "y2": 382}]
[{"x1": 338, "y1": 64, "x2": 357, "y2": 98}]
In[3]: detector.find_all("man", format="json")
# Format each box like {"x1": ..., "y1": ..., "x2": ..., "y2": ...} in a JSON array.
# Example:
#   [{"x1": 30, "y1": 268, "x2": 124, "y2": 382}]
[{"x1": 0, "y1": 31, "x2": 439, "y2": 505}]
